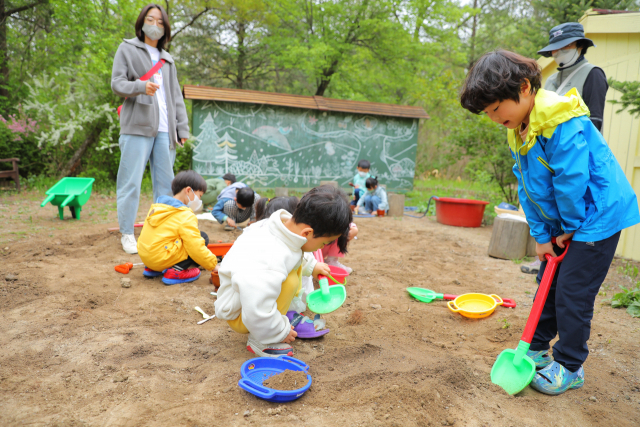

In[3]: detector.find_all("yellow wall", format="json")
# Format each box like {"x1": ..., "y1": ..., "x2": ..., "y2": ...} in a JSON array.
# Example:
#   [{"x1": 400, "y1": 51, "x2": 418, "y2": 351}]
[{"x1": 537, "y1": 11, "x2": 640, "y2": 260}]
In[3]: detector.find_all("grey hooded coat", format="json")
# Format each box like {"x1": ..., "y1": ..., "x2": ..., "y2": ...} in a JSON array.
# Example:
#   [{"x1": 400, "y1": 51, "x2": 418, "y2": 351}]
[{"x1": 111, "y1": 37, "x2": 189, "y2": 148}]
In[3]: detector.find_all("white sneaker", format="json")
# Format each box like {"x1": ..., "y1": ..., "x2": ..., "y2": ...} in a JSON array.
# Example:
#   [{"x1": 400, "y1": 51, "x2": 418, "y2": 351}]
[
  {"x1": 121, "y1": 234, "x2": 138, "y2": 254},
  {"x1": 247, "y1": 335, "x2": 293, "y2": 357},
  {"x1": 325, "y1": 256, "x2": 352, "y2": 274}
]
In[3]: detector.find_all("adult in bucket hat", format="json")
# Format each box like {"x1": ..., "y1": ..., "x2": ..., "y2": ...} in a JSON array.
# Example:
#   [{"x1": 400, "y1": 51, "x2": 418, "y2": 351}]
[
  {"x1": 521, "y1": 22, "x2": 609, "y2": 277},
  {"x1": 538, "y1": 22, "x2": 607, "y2": 132}
]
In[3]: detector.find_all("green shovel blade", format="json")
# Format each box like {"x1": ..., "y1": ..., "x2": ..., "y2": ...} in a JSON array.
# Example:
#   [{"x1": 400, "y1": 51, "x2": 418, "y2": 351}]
[
  {"x1": 307, "y1": 278, "x2": 346, "y2": 314},
  {"x1": 490, "y1": 340, "x2": 536, "y2": 395},
  {"x1": 406, "y1": 287, "x2": 443, "y2": 303}
]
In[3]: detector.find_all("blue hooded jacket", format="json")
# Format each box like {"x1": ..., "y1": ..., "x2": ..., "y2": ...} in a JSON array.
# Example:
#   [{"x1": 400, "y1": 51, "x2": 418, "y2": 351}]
[{"x1": 508, "y1": 88, "x2": 639, "y2": 244}]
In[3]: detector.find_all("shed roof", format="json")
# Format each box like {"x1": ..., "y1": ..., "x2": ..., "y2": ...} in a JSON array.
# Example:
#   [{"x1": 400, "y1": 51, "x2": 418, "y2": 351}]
[{"x1": 182, "y1": 85, "x2": 429, "y2": 119}]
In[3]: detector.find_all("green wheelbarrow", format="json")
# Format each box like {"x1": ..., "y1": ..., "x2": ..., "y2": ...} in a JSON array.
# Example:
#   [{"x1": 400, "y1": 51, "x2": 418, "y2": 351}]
[{"x1": 40, "y1": 177, "x2": 95, "y2": 220}]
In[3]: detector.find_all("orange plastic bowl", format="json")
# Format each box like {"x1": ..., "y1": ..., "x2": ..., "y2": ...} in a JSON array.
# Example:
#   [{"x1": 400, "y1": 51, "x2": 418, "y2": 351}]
[
  {"x1": 328, "y1": 265, "x2": 349, "y2": 285},
  {"x1": 208, "y1": 242, "x2": 234, "y2": 257}
]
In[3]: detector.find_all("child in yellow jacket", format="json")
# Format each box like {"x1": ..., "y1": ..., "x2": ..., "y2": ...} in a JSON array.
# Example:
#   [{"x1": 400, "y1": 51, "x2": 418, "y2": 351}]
[{"x1": 137, "y1": 171, "x2": 218, "y2": 285}]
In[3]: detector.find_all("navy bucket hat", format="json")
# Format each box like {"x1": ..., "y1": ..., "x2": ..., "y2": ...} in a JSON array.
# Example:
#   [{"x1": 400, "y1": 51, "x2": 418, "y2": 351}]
[{"x1": 538, "y1": 22, "x2": 595, "y2": 57}]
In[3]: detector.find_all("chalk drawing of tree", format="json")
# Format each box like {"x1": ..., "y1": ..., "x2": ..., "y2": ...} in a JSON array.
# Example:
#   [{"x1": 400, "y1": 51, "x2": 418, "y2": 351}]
[
  {"x1": 215, "y1": 132, "x2": 238, "y2": 173},
  {"x1": 193, "y1": 112, "x2": 222, "y2": 168}
]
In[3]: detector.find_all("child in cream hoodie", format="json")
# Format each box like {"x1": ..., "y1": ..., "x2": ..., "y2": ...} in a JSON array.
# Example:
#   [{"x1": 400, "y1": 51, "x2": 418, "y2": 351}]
[{"x1": 214, "y1": 185, "x2": 353, "y2": 357}]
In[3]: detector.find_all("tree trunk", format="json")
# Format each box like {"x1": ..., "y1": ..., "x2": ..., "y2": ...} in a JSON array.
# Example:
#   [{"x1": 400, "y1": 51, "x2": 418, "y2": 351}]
[
  {"x1": 236, "y1": 21, "x2": 246, "y2": 89},
  {"x1": 0, "y1": 0, "x2": 9, "y2": 111},
  {"x1": 468, "y1": 0, "x2": 478, "y2": 68},
  {"x1": 315, "y1": 59, "x2": 339, "y2": 96},
  {"x1": 59, "y1": 125, "x2": 102, "y2": 178}
]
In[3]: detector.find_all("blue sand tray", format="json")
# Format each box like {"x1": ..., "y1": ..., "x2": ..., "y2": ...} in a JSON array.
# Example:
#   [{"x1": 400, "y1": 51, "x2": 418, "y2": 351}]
[{"x1": 238, "y1": 356, "x2": 312, "y2": 402}]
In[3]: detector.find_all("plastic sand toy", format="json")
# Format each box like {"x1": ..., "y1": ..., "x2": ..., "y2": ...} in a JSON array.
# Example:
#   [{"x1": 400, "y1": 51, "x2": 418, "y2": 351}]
[
  {"x1": 40, "y1": 177, "x2": 95, "y2": 220},
  {"x1": 238, "y1": 356, "x2": 312, "y2": 402},
  {"x1": 491, "y1": 240, "x2": 571, "y2": 395},
  {"x1": 447, "y1": 293, "x2": 504, "y2": 319},
  {"x1": 306, "y1": 249, "x2": 346, "y2": 314},
  {"x1": 406, "y1": 287, "x2": 516, "y2": 309}
]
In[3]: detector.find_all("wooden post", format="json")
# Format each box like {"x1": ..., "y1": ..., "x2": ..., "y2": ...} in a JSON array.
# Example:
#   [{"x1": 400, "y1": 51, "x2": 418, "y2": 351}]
[
  {"x1": 487, "y1": 216, "x2": 530, "y2": 260},
  {"x1": 275, "y1": 187, "x2": 288, "y2": 197},
  {"x1": 526, "y1": 234, "x2": 537, "y2": 258},
  {"x1": 320, "y1": 181, "x2": 338, "y2": 188},
  {"x1": 387, "y1": 193, "x2": 405, "y2": 218}
]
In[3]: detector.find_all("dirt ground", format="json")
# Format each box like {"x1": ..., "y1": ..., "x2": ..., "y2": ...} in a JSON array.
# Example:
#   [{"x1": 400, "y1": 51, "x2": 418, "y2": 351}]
[{"x1": 1, "y1": 191, "x2": 639, "y2": 427}]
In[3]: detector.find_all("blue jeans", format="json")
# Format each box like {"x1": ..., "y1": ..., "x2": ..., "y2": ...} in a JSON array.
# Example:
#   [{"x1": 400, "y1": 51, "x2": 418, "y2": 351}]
[
  {"x1": 212, "y1": 198, "x2": 231, "y2": 223},
  {"x1": 117, "y1": 132, "x2": 175, "y2": 234},
  {"x1": 364, "y1": 195, "x2": 381, "y2": 212}
]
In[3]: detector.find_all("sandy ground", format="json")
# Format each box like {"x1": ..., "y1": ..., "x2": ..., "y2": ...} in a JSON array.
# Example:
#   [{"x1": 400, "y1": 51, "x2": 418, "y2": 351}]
[{"x1": 1, "y1": 191, "x2": 639, "y2": 427}]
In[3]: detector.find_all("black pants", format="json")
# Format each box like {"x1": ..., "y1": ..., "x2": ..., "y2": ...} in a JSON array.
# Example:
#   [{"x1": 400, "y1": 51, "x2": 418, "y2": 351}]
[
  {"x1": 530, "y1": 231, "x2": 620, "y2": 372},
  {"x1": 172, "y1": 231, "x2": 209, "y2": 271}
]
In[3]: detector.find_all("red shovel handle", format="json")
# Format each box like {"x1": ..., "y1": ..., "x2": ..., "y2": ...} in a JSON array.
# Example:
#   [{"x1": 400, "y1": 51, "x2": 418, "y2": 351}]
[
  {"x1": 443, "y1": 294, "x2": 457, "y2": 300},
  {"x1": 521, "y1": 239, "x2": 571, "y2": 343}
]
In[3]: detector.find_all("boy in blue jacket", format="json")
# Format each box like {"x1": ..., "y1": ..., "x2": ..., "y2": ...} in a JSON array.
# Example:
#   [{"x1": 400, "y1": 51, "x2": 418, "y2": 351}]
[{"x1": 460, "y1": 49, "x2": 640, "y2": 395}]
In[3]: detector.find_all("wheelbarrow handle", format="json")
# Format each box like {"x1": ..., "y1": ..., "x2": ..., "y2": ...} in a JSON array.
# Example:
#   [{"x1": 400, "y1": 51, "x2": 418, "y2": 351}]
[
  {"x1": 41, "y1": 194, "x2": 55, "y2": 207},
  {"x1": 521, "y1": 239, "x2": 571, "y2": 343},
  {"x1": 60, "y1": 194, "x2": 75, "y2": 208}
]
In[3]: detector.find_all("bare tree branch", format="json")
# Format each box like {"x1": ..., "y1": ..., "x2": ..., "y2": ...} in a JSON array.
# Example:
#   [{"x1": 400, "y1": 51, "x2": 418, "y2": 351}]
[
  {"x1": 171, "y1": 7, "x2": 213, "y2": 41},
  {"x1": 6, "y1": 0, "x2": 48, "y2": 16}
]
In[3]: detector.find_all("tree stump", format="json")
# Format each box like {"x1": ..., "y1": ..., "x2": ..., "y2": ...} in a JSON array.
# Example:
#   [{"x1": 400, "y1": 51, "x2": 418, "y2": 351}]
[
  {"x1": 488, "y1": 217, "x2": 530, "y2": 260},
  {"x1": 387, "y1": 193, "x2": 405, "y2": 218},
  {"x1": 275, "y1": 187, "x2": 288, "y2": 197},
  {"x1": 320, "y1": 181, "x2": 338, "y2": 188},
  {"x1": 526, "y1": 234, "x2": 537, "y2": 257}
]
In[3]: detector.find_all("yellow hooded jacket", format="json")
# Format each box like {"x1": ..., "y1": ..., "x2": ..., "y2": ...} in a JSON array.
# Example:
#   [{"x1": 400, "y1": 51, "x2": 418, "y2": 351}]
[{"x1": 137, "y1": 197, "x2": 217, "y2": 272}]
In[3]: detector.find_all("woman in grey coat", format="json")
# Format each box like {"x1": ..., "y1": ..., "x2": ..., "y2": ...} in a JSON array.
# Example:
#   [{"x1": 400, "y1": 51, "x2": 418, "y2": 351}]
[{"x1": 111, "y1": 3, "x2": 189, "y2": 254}]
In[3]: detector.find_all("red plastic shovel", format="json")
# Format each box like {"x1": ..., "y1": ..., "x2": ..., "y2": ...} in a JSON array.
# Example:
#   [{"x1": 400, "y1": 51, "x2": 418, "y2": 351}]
[
  {"x1": 490, "y1": 239, "x2": 570, "y2": 394},
  {"x1": 114, "y1": 262, "x2": 143, "y2": 274}
]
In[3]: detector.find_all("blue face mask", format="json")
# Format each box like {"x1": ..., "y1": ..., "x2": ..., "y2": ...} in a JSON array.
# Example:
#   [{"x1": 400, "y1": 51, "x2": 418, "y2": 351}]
[{"x1": 358, "y1": 171, "x2": 367, "y2": 178}]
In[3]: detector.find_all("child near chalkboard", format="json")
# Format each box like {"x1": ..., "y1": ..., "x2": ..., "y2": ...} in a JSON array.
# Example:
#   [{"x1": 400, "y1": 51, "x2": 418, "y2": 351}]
[
  {"x1": 356, "y1": 177, "x2": 388, "y2": 215},
  {"x1": 350, "y1": 159, "x2": 371, "y2": 207}
]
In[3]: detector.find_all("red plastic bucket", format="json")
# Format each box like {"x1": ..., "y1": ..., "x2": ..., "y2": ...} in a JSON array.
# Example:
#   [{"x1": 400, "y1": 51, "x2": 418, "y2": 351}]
[
  {"x1": 328, "y1": 265, "x2": 349, "y2": 285},
  {"x1": 435, "y1": 197, "x2": 489, "y2": 228}
]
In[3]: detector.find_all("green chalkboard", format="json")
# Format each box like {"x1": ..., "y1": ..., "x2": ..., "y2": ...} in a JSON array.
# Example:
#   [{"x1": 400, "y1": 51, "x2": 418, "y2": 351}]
[{"x1": 191, "y1": 100, "x2": 418, "y2": 191}]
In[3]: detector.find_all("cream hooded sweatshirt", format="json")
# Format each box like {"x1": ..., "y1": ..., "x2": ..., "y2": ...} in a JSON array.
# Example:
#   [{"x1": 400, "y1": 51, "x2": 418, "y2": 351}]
[{"x1": 214, "y1": 209, "x2": 315, "y2": 344}]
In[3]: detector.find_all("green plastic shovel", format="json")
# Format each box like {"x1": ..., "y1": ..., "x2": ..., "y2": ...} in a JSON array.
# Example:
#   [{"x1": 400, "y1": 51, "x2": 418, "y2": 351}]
[
  {"x1": 307, "y1": 250, "x2": 347, "y2": 314},
  {"x1": 490, "y1": 240, "x2": 570, "y2": 395},
  {"x1": 406, "y1": 287, "x2": 457, "y2": 303},
  {"x1": 307, "y1": 275, "x2": 346, "y2": 314}
]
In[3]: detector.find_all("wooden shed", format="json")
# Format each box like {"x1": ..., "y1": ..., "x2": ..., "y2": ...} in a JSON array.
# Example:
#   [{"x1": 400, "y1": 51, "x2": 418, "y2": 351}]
[
  {"x1": 182, "y1": 85, "x2": 428, "y2": 192},
  {"x1": 537, "y1": 9, "x2": 640, "y2": 261}
]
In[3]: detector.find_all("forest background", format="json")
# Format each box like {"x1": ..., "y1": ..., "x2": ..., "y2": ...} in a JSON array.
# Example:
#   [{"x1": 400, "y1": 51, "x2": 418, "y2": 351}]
[{"x1": 1, "y1": 0, "x2": 640, "y2": 204}]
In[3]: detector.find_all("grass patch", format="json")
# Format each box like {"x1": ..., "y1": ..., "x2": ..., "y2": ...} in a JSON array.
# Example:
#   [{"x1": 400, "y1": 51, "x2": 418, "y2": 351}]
[{"x1": 405, "y1": 177, "x2": 504, "y2": 225}]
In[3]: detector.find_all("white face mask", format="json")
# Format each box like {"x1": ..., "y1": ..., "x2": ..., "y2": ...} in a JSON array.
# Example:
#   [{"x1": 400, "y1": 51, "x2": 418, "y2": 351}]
[
  {"x1": 358, "y1": 171, "x2": 367, "y2": 178},
  {"x1": 187, "y1": 189, "x2": 202, "y2": 213},
  {"x1": 552, "y1": 47, "x2": 579, "y2": 68},
  {"x1": 142, "y1": 23, "x2": 165, "y2": 41}
]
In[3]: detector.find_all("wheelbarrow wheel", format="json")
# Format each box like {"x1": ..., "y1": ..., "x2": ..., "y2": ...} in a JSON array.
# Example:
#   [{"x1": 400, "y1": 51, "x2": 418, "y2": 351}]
[{"x1": 69, "y1": 206, "x2": 77, "y2": 219}]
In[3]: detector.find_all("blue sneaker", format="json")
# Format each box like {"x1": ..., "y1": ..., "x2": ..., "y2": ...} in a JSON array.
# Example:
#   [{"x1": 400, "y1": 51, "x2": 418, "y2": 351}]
[
  {"x1": 530, "y1": 361, "x2": 584, "y2": 395},
  {"x1": 526, "y1": 349, "x2": 552, "y2": 369},
  {"x1": 143, "y1": 267, "x2": 163, "y2": 278}
]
